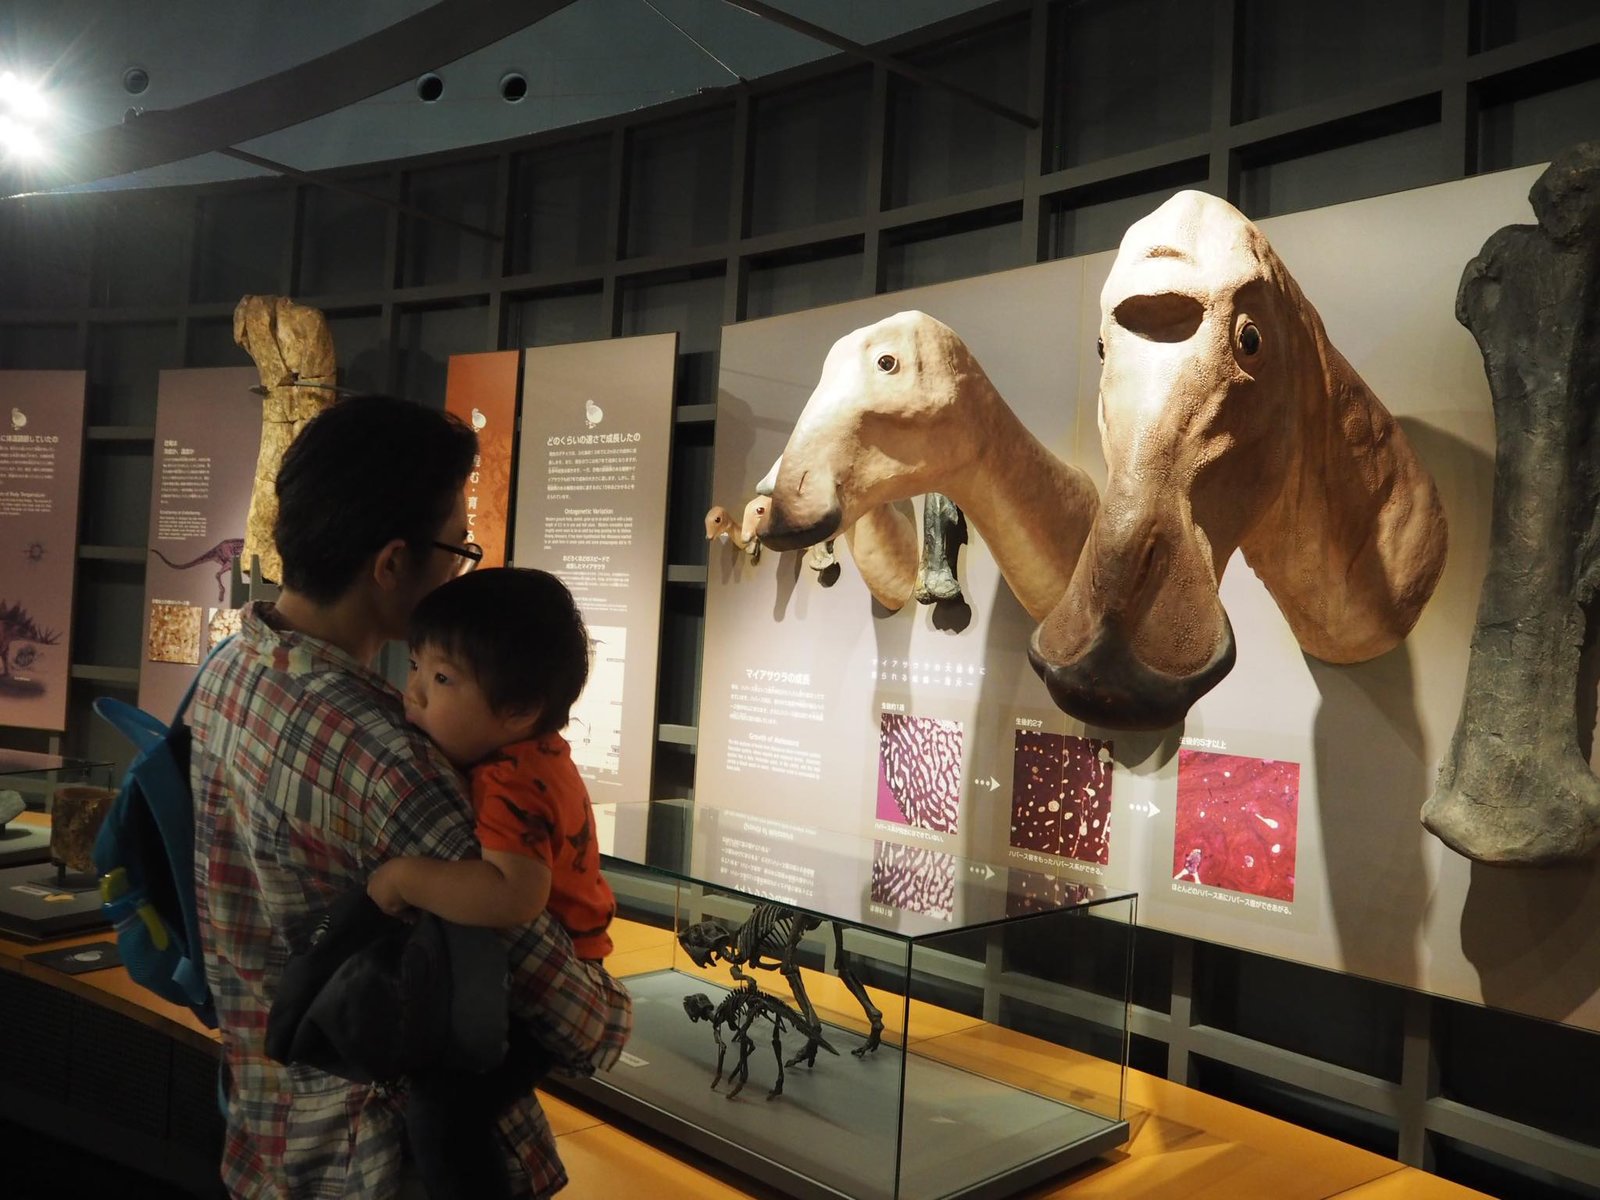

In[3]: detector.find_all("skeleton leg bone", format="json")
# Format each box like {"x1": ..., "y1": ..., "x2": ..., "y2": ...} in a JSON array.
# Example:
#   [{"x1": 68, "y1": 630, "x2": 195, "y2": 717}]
[{"x1": 833, "y1": 922, "x2": 885, "y2": 1056}]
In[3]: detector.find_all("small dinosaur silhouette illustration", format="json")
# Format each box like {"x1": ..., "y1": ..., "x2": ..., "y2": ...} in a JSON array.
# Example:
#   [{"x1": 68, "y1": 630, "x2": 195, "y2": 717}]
[
  {"x1": 0, "y1": 599, "x2": 60, "y2": 680},
  {"x1": 149, "y1": 537, "x2": 245, "y2": 602}
]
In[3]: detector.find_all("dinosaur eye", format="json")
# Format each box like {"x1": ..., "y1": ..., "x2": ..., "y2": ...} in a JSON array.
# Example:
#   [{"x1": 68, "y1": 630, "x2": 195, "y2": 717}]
[
  {"x1": 875, "y1": 353, "x2": 898, "y2": 373},
  {"x1": 1236, "y1": 320, "x2": 1262, "y2": 357},
  {"x1": 1095, "y1": 337, "x2": 1104, "y2": 362}
]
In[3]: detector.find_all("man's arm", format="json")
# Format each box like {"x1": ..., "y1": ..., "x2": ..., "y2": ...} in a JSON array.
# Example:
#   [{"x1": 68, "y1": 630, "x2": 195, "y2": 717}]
[{"x1": 368, "y1": 849, "x2": 552, "y2": 927}]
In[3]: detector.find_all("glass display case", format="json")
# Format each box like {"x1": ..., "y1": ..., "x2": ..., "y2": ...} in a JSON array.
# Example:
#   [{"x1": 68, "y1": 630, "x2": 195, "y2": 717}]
[
  {"x1": 576, "y1": 800, "x2": 1135, "y2": 1200},
  {"x1": 0, "y1": 751, "x2": 113, "y2": 866},
  {"x1": 0, "y1": 751, "x2": 115, "y2": 939}
]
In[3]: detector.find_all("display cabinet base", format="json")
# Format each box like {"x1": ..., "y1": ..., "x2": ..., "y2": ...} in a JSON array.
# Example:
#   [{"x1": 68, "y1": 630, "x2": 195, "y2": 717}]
[
  {"x1": 0, "y1": 824, "x2": 52, "y2": 868},
  {"x1": 0, "y1": 863, "x2": 109, "y2": 941},
  {"x1": 560, "y1": 969, "x2": 1128, "y2": 1200}
]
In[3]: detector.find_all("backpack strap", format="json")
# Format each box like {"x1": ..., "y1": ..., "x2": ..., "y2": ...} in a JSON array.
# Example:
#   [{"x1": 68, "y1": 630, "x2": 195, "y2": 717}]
[{"x1": 92, "y1": 698, "x2": 168, "y2": 753}]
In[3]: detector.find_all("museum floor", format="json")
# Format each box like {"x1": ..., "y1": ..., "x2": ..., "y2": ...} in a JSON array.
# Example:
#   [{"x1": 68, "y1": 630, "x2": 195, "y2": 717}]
[{"x1": 0, "y1": 886, "x2": 1493, "y2": 1199}]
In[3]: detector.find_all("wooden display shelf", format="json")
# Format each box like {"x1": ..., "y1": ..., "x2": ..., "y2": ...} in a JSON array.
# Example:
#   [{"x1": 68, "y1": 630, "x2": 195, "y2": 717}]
[{"x1": 0, "y1": 829, "x2": 1492, "y2": 1200}]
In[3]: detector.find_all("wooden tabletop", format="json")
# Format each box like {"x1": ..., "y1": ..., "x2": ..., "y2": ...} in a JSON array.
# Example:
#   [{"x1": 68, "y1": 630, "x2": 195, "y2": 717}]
[
  {"x1": 1, "y1": 821, "x2": 1488, "y2": 1199},
  {"x1": 0, "y1": 813, "x2": 220, "y2": 1054}
]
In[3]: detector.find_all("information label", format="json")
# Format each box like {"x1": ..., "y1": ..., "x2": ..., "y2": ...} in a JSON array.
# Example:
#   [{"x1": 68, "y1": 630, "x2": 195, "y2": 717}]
[
  {"x1": 0, "y1": 372, "x2": 87, "y2": 732},
  {"x1": 138, "y1": 368, "x2": 260, "y2": 718}
]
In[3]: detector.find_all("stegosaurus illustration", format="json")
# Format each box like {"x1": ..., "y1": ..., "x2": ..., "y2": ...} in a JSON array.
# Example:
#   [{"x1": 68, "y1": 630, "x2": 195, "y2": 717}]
[{"x1": 0, "y1": 599, "x2": 60, "y2": 680}]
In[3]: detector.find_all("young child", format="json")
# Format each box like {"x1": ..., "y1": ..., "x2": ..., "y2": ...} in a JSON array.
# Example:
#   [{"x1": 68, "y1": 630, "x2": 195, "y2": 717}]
[{"x1": 366, "y1": 566, "x2": 617, "y2": 1200}]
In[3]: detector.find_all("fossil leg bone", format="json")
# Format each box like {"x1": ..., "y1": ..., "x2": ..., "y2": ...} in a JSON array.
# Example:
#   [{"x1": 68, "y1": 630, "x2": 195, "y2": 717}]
[
  {"x1": 233, "y1": 295, "x2": 337, "y2": 584},
  {"x1": 1422, "y1": 142, "x2": 1600, "y2": 865}
]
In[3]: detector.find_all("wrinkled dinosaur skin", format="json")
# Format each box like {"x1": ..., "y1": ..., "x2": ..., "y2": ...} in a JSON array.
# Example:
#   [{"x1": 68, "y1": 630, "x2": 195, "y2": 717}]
[{"x1": 1423, "y1": 142, "x2": 1600, "y2": 865}]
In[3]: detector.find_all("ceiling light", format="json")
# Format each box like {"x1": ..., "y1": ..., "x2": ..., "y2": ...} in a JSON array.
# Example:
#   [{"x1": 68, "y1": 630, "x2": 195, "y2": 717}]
[
  {"x1": 500, "y1": 72, "x2": 528, "y2": 102},
  {"x1": 417, "y1": 73, "x2": 444, "y2": 102},
  {"x1": 0, "y1": 114, "x2": 43, "y2": 160},
  {"x1": 0, "y1": 71, "x2": 47, "y2": 123}
]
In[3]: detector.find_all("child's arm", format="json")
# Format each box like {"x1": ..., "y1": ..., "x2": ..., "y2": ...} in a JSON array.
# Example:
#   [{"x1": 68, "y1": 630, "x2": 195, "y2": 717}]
[{"x1": 368, "y1": 849, "x2": 552, "y2": 928}]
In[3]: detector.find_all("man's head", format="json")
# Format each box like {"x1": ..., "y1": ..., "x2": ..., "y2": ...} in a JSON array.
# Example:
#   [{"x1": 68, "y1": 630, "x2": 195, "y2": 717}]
[
  {"x1": 404, "y1": 568, "x2": 591, "y2": 766},
  {"x1": 273, "y1": 397, "x2": 478, "y2": 625}
]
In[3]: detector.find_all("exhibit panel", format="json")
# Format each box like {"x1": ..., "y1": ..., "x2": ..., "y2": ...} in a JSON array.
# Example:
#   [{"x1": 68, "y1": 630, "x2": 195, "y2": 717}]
[
  {"x1": 136, "y1": 367, "x2": 261, "y2": 720},
  {"x1": 0, "y1": 371, "x2": 87, "y2": 732},
  {"x1": 444, "y1": 349, "x2": 519, "y2": 568},
  {"x1": 576, "y1": 802, "x2": 1133, "y2": 1200},
  {"x1": 512, "y1": 334, "x2": 677, "y2": 853},
  {"x1": 696, "y1": 163, "x2": 1600, "y2": 1031}
]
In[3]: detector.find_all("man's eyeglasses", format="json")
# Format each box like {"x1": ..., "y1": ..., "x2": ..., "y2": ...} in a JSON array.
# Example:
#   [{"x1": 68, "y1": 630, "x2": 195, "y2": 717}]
[{"x1": 432, "y1": 540, "x2": 484, "y2": 575}]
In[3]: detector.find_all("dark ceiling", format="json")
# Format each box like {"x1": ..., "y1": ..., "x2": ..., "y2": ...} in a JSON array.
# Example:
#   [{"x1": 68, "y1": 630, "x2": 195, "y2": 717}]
[{"x1": 0, "y1": 0, "x2": 1001, "y2": 195}]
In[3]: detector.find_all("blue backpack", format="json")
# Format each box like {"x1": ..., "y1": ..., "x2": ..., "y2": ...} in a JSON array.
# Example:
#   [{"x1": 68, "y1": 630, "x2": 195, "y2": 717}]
[{"x1": 91, "y1": 639, "x2": 234, "y2": 1030}]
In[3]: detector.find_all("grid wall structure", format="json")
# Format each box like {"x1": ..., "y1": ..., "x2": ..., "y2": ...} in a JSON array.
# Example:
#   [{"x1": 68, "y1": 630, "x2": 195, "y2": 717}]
[{"x1": 3, "y1": 1, "x2": 1599, "y2": 1194}]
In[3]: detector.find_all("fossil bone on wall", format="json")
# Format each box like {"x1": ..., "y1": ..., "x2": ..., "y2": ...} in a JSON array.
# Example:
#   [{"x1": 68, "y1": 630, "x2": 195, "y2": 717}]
[
  {"x1": 233, "y1": 295, "x2": 337, "y2": 583},
  {"x1": 1422, "y1": 141, "x2": 1600, "y2": 865}
]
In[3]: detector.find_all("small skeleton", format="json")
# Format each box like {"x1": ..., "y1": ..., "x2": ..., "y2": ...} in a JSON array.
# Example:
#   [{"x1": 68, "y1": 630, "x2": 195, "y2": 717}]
[
  {"x1": 678, "y1": 903, "x2": 884, "y2": 1066},
  {"x1": 683, "y1": 986, "x2": 837, "y2": 1099}
]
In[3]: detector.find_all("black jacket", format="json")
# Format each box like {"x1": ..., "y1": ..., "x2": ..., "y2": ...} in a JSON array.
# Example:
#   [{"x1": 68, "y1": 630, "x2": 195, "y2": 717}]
[{"x1": 265, "y1": 887, "x2": 508, "y2": 1084}]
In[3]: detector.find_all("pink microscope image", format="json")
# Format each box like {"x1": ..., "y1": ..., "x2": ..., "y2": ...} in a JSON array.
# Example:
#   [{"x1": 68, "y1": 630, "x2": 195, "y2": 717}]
[{"x1": 1172, "y1": 750, "x2": 1300, "y2": 902}]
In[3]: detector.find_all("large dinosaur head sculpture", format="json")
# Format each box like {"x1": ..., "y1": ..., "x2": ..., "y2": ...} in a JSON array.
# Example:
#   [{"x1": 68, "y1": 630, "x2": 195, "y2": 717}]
[{"x1": 1030, "y1": 191, "x2": 1447, "y2": 729}]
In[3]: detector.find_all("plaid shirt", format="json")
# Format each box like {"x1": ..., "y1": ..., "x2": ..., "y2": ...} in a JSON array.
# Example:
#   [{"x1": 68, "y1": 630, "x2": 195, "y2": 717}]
[{"x1": 190, "y1": 604, "x2": 631, "y2": 1199}]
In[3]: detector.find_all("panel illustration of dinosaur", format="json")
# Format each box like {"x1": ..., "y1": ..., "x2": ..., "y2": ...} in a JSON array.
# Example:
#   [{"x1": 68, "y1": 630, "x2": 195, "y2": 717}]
[
  {"x1": 149, "y1": 538, "x2": 245, "y2": 603},
  {"x1": 1422, "y1": 142, "x2": 1600, "y2": 865},
  {"x1": 760, "y1": 311, "x2": 1100, "y2": 622},
  {"x1": 0, "y1": 599, "x2": 60, "y2": 691},
  {"x1": 1031, "y1": 191, "x2": 1448, "y2": 730}
]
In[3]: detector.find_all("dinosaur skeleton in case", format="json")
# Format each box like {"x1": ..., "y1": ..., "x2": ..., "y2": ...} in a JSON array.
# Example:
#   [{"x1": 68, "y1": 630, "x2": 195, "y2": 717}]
[
  {"x1": 682, "y1": 987, "x2": 838, "y2": 1099},
  {"x1": 678, "y1": 903, "x2": 885, "y2": 1088}
]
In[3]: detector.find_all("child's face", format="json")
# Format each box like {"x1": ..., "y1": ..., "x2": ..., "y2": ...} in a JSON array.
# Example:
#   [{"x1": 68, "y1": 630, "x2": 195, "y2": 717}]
[{"x1": 405, "y1": 643, "x2": 536, "y2": 768}]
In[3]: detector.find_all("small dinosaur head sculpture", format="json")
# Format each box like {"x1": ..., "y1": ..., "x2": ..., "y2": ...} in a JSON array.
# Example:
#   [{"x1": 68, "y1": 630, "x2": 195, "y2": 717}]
[
  {"x1": 705, "y1": 505, "x2": 734, "y2": 542},
  {"x1": 683, "y1": 993, "x2": 716, "y2": 1023}
]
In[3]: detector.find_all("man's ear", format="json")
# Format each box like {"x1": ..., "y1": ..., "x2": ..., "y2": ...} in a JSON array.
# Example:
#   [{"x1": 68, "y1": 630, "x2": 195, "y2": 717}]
[{"x1": 372, "y1": 538, "x2": 411, "y2": 592}]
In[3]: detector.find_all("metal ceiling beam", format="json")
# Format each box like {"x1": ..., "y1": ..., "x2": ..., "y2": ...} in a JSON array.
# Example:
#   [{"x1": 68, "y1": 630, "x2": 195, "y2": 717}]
[
  {"x1": 717, "y1": 0, "x2": 1039, "y2": 128},
  {"x1": 11, "y1": 0, "x2": 582, "y2": 192}
]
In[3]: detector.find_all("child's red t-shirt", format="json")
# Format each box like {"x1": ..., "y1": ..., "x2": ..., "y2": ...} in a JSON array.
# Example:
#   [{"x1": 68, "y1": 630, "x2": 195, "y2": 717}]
[{"x1": 469, "y1": 734, "x2": 615, "y2": 960}]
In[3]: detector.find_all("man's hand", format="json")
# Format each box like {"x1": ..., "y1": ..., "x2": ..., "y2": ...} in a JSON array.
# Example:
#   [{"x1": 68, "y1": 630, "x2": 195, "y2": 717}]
[{"x1": 367, "y1": 858, "x2": 414, "y2": 916}]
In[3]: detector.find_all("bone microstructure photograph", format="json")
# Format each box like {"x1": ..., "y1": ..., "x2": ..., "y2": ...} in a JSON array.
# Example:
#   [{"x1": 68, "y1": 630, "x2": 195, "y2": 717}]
[
  {"x1": 1171, "y1": 749, "x2": 1300, "y2": 903},
  {"x1": 147, "y1": 600, "x2": 203, "y2": 665},
  {"x1": 1005, "y1": 867, "x2": 1093, "y2": 919},
  {"x1": 871, "y1": 839, "x2": 956, "y2": 921},
  {"x1": 1008, "y1": 729, "x2": 1114, "y2": 865},
  {"x1": 876, "y1": 712, "x2": 964, "y2": 833}
]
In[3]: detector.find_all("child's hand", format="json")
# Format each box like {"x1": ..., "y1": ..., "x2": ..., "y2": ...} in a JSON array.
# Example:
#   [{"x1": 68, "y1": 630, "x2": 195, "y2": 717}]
[{"x1": 367, "y1": 859, "x2": 412, "y2": 916}]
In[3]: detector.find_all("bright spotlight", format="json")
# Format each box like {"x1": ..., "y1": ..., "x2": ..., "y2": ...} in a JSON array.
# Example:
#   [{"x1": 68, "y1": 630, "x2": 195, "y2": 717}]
[
  {"x1": 0, "y1": 71, "x2": 48, "y2": 122},
  {"x1": 0, "y1": 114, "x2": 43, "y2": 160}
]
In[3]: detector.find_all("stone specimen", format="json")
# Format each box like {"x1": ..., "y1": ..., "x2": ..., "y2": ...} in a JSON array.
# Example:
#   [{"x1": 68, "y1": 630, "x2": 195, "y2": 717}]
[
  {"x1": 1422, "y1": 142, "x2": 1600, "y2": 865},
  {"x1": 233, "y1": 295, "x2": 337, "y2": 584},
  {"x1": 1032, "y1": 191, "x2": 1447, "y2": 729},
  {"x1": 49, "y1": 784, "x2": 118, "y2": 873}
]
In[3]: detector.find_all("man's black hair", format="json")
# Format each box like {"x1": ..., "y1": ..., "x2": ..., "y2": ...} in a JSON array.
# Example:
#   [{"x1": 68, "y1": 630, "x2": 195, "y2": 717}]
[
  {"x1": 274, "y1": 396, "x2": 477, "y2": 603},
  {"x1": 409, "y1": 568, "x2": 590, "y2": 739}
]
